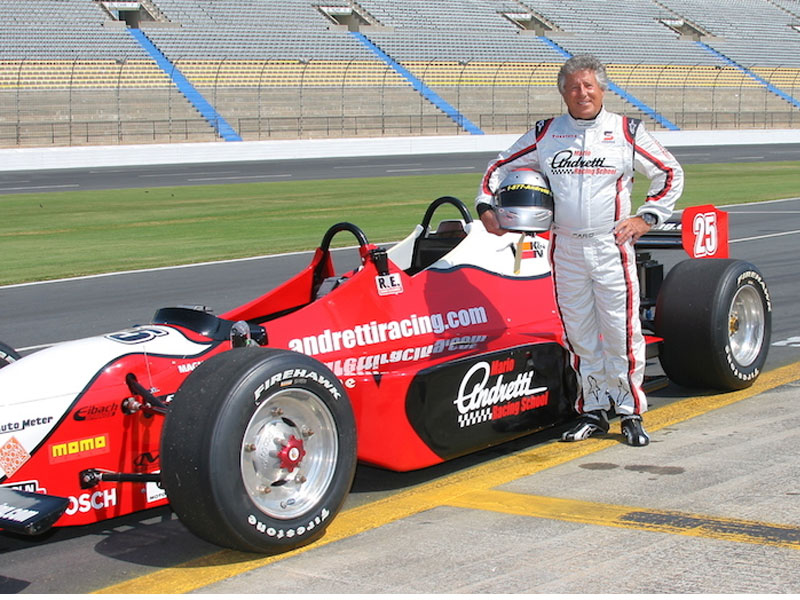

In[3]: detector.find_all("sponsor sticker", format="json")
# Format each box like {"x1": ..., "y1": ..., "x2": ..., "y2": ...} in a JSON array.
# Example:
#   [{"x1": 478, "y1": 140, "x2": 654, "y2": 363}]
[
  {"x1": 454, "y1": 360, "x2": 548, "y2": 428},
  {"x1": 65, "y1": 489, "x2": 117, "y2": 515},
  {"x1": 0, "y1": 437, "x2": 31, "y2": 478},
  {"x1": 49, "y1": 434, "x2": 110, "y2": 464},
  {"x1": 1, "y1": 416, "x2": 54, "y2": 434},
  {"x1": 376, "y1": 273, "x2": 404, "y2": 296},
  {"x1": 0, "y1": 479, "x2": 45, "y2": 494},
  {"x1": 74, "y1": 403, "x2": 118, "y2": 421}
]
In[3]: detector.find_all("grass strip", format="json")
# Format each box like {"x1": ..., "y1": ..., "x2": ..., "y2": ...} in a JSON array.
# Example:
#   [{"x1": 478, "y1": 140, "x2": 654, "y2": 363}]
[{"x1": 1, "y1": 162, "x2": 798, "y2": 285}]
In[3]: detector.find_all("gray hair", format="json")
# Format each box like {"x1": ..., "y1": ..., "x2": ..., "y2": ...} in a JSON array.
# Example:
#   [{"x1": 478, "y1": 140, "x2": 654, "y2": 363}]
[{"x1": 557, "y1": 55, "x2": 609, "y2": 94}]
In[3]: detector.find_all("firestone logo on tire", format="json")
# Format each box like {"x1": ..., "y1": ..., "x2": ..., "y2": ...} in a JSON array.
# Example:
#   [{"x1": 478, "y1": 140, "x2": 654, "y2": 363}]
[{"x1": 247, "y1": 507, "x2": 330, "y2": 539}]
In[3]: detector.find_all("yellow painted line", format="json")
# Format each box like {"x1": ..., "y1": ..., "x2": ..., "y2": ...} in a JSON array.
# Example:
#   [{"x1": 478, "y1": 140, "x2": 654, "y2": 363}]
[
  {"x1": 95, "y1": 361, "x2": 800, "y2": 594},
  {"x1": 449, "y1": 490, "x2": 800, "y2": 550}
]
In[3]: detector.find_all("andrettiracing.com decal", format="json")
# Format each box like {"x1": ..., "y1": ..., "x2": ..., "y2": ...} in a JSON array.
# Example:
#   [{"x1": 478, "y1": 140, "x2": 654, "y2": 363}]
[{"x1": 288, "y1": 306, "x2": 489, "y2": 357}]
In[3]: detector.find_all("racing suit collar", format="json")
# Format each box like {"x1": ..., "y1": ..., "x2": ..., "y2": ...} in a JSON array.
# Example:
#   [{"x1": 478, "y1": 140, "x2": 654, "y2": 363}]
[{"x1": 567, "y1": 106, "x2": 606, "y2": 128}]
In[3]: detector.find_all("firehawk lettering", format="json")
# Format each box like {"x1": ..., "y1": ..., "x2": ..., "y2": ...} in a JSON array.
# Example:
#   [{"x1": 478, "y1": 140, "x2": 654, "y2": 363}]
[{"x1": 253, "y1": 369, "x2": 341, "y2": 401}]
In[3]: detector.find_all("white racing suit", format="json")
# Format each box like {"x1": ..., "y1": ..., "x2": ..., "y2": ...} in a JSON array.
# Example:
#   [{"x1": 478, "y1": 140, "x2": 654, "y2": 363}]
[{"x1": 475, "y1": 108, "x2": 684, "y2": 416}]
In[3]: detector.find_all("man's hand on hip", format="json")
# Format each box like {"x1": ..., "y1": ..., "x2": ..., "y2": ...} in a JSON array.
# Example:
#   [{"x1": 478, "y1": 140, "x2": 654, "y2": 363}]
[{"x1": 614, "y1": 215, "x2": 651, "y2": 245}]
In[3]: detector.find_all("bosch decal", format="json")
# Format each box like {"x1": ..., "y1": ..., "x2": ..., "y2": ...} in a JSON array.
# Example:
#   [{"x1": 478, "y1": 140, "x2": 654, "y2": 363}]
[{"x1": 65, "y1": 489, "x2": 117, "y2": 515}]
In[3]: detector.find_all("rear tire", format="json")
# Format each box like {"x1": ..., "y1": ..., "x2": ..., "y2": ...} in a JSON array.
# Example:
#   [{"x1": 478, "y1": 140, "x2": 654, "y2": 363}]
[
  {"x1": 655, "y1": 259, "x2": 771, "y2": 390},
  {"x1": 161, "y1": 347, "x2": 357, "y2": 553}
]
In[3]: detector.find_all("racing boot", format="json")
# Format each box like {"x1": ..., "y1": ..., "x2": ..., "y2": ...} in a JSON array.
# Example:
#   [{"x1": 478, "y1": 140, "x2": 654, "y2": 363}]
[
  {"x1": 561, "y1": 410, "x2": 609, "y2": 442},
  {"x1": 620, "y1": 414, "x2": 650, "y2": 447}
]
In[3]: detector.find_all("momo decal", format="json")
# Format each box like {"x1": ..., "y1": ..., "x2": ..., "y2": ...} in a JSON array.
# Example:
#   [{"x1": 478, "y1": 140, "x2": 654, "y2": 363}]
[
  {"x1": 289, "y1": 306, "x2": 489, "y2": 357},
  {"x1": 455, "y1": 360, "x2": 548, "y2": 428},
  {"x1": 49, "y1": 434, "x2": 110, "y2": 464}
]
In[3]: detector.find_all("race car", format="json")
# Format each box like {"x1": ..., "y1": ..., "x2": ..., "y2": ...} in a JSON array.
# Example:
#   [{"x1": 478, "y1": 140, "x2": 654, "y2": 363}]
[{"x1": 0, "y1": 196, "x2": 771, "y2": 553}]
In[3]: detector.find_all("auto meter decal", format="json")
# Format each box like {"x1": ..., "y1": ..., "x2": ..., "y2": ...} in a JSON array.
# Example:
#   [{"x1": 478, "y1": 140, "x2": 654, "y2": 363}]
[{"x1": 405, "y1": 344, "x2": 576, "y2": 460}]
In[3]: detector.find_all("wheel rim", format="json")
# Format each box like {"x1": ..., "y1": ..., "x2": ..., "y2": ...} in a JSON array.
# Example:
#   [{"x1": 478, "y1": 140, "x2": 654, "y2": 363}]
[
  {"x1": 728, "y1": 284, "x2": 765, "y2": 367},
  {"x1": 241, "y1": 387, "x2": 338, "y2": 520}
]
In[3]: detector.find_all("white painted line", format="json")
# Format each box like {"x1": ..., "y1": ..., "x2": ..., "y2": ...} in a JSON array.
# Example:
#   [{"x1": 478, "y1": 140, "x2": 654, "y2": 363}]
[
  {"x1": 385, "y1": 166, "x2": 477, "y2": 173},
  {"x1": 2, "y1": 184, "x2": 79, "y2": 191},
  {"x1": 732, "y1": 229, "x2": 800, "y2": 243},
  {"x1": 138, "y1": 170, "x2": 239, "y2": 178},
  {"x1": 187, "y1": 174, "x2": 292, "y2": 182},
  {"x1": 333, "y1": 163, "x2": 422, "y2": 169}
]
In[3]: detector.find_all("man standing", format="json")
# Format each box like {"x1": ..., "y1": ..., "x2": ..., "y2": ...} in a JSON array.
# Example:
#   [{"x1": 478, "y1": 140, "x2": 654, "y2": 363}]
[{"x1": 475, "y1": 55, "x2": 684, "y2": 446}]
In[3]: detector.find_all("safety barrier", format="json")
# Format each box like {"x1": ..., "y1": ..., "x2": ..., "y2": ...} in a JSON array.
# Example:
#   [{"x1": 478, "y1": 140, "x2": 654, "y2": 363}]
[{"x1": 0, "y1": 59, "x2": 798, "y2": 147}]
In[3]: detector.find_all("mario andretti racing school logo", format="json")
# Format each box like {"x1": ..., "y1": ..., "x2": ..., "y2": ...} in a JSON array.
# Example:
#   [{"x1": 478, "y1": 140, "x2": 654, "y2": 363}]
[
  {"x1": 455, "y1": 359, "x2": 547, "y2": 428},
  {"x1": 405, "y1": 345, "x2": 575, "y2": 461}
]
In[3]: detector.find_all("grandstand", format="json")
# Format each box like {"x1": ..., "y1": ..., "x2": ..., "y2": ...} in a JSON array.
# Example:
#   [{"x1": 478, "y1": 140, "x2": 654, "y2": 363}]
[{"x1": 1, "y1": 0, "x2": 798, "y2": 147}]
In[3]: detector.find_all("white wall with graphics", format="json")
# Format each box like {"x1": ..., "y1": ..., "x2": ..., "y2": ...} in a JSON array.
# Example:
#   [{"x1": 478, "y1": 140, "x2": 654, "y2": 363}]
[{"x1": 0, "y1": 129, "x2": 798, "y2": 172}]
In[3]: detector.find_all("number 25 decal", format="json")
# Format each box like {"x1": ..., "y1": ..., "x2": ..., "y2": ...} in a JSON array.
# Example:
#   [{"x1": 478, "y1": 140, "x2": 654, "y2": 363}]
[
  {"x1": 693, "y1": 211, "x2": 718, "y2": 257},
  {"x1": 681, "y1": 204, "x2": 729, "y2": 259}
]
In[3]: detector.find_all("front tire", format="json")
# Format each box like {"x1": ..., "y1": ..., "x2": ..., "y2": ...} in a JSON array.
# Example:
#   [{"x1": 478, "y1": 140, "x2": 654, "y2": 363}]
[
  {"x1": 161, "y1": 348, "x2": 357, "y2": 553},
  {"x1": 655, "y1": 259, "x2": 771, "y2": 390}
]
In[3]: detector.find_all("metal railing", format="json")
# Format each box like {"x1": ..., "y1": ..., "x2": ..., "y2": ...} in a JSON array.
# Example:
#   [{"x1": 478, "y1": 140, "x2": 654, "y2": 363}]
[{"x1": 1, "y1": 58, "x2": 798, "y2": 147}]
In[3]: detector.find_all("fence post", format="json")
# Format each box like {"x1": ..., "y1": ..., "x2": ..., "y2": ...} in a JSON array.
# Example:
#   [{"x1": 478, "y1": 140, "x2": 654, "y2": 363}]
[{"x1": 257, "y1": 58, "x2": 270, "y2": 140}]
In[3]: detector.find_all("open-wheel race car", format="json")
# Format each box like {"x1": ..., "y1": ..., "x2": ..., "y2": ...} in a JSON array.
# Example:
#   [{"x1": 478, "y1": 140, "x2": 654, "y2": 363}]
[{"x1": 0, "y1": 196, "x2": 771, "y2": 553}]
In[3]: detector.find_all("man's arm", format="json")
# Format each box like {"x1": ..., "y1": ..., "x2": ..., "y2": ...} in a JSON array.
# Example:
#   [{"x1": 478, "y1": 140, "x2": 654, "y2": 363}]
[{"x1": 632, "y1": 123, "x2": 684, "y2": 226}]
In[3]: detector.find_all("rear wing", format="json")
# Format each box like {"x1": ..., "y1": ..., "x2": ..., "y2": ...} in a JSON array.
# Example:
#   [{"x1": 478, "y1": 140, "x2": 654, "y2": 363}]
[{"x1": 635, "y1": 204, "x2": 729, "y2": 259}]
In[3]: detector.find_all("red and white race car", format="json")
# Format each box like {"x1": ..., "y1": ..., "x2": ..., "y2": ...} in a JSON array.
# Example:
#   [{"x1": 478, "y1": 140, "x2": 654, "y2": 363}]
[{"x1": 0, "y1": 197, "x2": 771, "y2": 553}]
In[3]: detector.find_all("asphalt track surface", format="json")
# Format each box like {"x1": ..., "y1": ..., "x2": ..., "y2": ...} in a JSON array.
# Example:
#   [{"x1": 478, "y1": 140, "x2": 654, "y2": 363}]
[
  {"x1": 1, "y1": 143, "x2": 800, "y2": 194},
  {"x1": 1, "y1": 151, "x2": 800, "y2": 593}
]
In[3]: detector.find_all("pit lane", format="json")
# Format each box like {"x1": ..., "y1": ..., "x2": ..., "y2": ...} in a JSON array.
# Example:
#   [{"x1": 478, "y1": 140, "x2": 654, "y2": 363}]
[{"x1": 1, "y1": 161, "x2": 799, "y2": 593}]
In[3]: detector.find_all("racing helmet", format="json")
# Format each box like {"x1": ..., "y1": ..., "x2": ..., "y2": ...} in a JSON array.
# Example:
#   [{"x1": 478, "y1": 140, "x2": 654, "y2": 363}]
[{"x1": 492, "y1": 169, "x2": 554, "y2": 232}]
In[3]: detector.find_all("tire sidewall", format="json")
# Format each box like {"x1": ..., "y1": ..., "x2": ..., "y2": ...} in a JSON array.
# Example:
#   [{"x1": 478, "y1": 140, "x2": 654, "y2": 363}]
[
  {"x1": 207, "y1": 352, "x2": 356, "y2": 551},
  {"x1": 713, "y1": 265, "x2": 772, "y2": 387}
]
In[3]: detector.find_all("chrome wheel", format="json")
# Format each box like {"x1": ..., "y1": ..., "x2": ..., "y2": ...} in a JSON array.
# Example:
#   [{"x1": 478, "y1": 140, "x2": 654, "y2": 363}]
[
  {"x1": 241, "y1": 387, "x2": 339, "y2": 521},
  {"x1": 728, "y1": 284, "x2": 765, "y2": 367}
]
